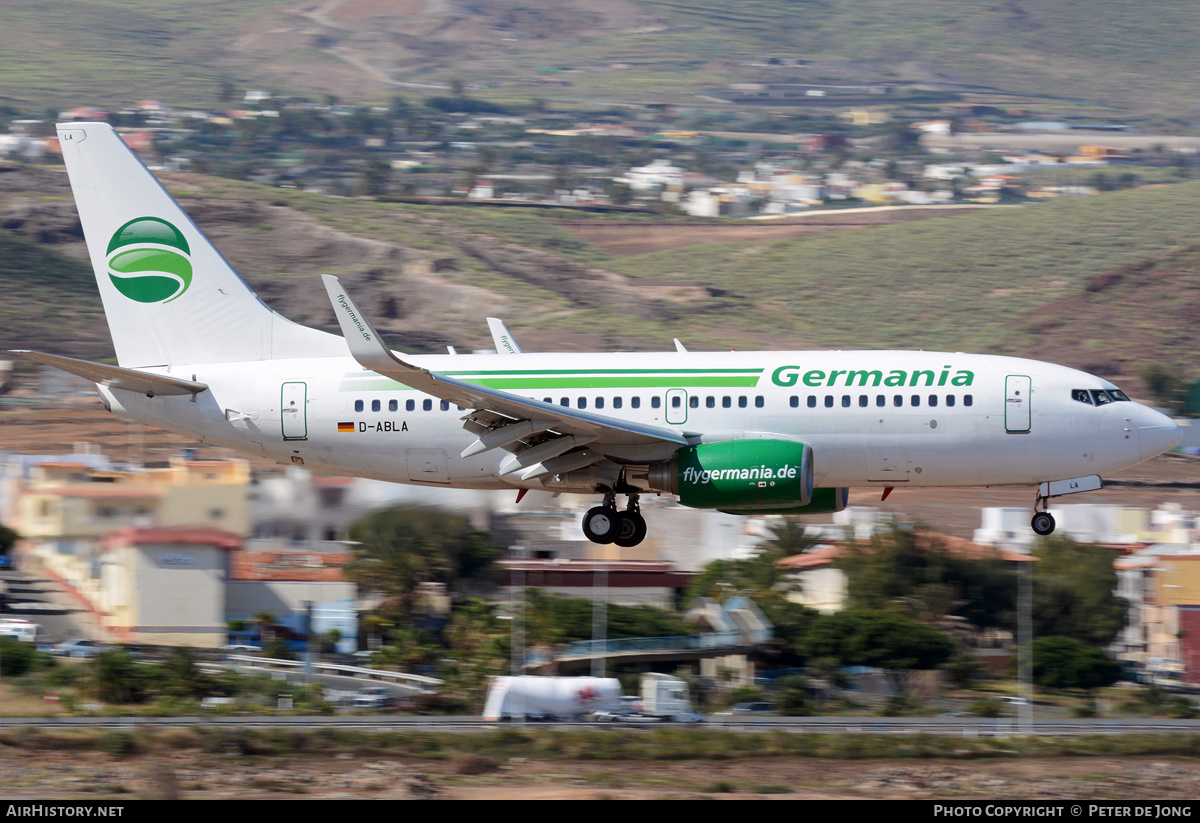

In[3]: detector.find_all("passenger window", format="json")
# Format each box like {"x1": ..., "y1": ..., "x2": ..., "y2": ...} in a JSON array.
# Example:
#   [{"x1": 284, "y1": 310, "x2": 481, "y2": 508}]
[
  {"x1": 561, "y1": 397, "x2": 569, "y2": 407},
  {"x1": 894, "y1": 395, "x2": 903, "y2": 407},
  {"x1": 859, "y1": 395, "x2": 868, "y2": 408},
  {"x1": 578, "y1": 397, "x2": 587, "y2": 409},
  {"x1": 439, "y1": 401, "x2": 448, "y2": 411},
  {"x1": 706, "y1": 396, "x2": 716, "y2": 408},
  {"x1": 596, "y1": 397, "x2": 604, "y2": 409},
  {"x1": 423, "y1": 399, "x2": 432, "y2": 411},
  {"x1": 964, "y1": 395, "x2": 973, "y2": 407},
  {"x1": 755, "y1": 396, "x2": 764, "y2": 408},
  {"x1": 632, "y1": 397, "x2": 641, "y2": 409},
  {"x1": 738, "y1": 396, "x2": 748, "y2": 408},
  {"x1": 651, "y1": 396, "x2": 661, "y2": 409},
  {"x1": 371, "y1": 399, "x2": 381, "y2": 412},
  {"x1": 911, "y1": 395, "x2": 920, "y2": 407},
  {"x1": 807, "y1": 396, "x2": 816, "y2": 408},
  {"x1": 689, "y1": 396, "x2": 698, "y2": 408},
  {"x1": 928, "y1": 395, "x2": 938, "y2": 407},
  {"x1": 543, "y1": 397, "x2": 552, "y2": 404},
  {"x1": 841, "y1": 395, "x2": 851, "y2": 408},
  {"x1": 876, "y1": 395, "x2": 885, "y2": 407},
  {"x1": 406, "y1": 399, "x2": 415, "y2": 412},
  {"x1": 789, "y1": 396, "x2": 799, "y2": 408},
  {"x1": 723, "y1": 396, "x2": 732, "y2": 408},
  {"x1": 613, "y1": 397, "x2": 623, "y2": 409},
  {"x1": 354, "y1": 400, "x2": 364, "y2": 413},
  {"x1": 389, "y1": 399, "x2": 398, "y2": 412},
  {"x1": 671, "y1": 396, "x2": 681, "y2": 408},
  {"x1": 824, "y1": 395, "x2": 834, "y2": 408}
]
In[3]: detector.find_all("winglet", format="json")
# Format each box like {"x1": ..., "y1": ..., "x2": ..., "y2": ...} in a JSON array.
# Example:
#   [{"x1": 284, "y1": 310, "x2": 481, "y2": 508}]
[
  {"x1": 487, "y1": 318, "x2": 524, "y2": 355},
  {"x1": 674, "y1": 338, "x2": 688, "y2": 353},
  {"x1": 322, "y1": 274, "x2": 413, "y2": 375}
]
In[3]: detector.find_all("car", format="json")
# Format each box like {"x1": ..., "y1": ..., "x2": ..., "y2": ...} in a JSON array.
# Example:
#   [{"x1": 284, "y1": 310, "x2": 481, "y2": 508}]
[
  {"x1": 591, "y1": 709, "x2": 660, "y2": 723},
  {"x1": 49, "y1": 639, "x2": 107, "y2": 658},
  {"x1": 714, "y1": 701, "x2": 777, "y2": 716},
  {"x1": 353, "y1": 686, "x2": 395, "y2": 709},
  {"x1": 998, "y1": 696, "x2": 1030, "y2": 706},
  {"x1": 219, "y1": 644, "x2": 263, "y2": 654}
]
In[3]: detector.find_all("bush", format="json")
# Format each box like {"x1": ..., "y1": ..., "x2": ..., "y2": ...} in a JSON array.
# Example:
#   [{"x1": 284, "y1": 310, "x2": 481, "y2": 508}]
[
  {"x1": 0, "y1": 637, "x2": 36, "y2": 676},
  {"x1": 966, "y1": 698, "x2": 1004, "y2": 718}
]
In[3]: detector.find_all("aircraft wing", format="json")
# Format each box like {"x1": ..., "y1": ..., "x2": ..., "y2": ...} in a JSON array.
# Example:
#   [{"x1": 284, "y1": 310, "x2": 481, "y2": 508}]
[
  {"x1": 321, "y1": 276, "x2": 694, "y2": 452},
  {"x1": 11, "y1": 350, "x2": 208, "y2": 397}
]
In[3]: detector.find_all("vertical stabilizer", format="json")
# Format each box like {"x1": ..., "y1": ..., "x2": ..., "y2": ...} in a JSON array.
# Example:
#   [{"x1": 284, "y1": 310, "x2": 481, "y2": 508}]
[{"x1": 57, "y1": 122, "x2": 341, "y2": 368}]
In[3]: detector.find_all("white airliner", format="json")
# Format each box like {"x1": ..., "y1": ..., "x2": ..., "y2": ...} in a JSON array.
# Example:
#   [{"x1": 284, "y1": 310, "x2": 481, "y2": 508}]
[{"x1": 17, "y1": 122, "x2": 1183, "y2": 546}]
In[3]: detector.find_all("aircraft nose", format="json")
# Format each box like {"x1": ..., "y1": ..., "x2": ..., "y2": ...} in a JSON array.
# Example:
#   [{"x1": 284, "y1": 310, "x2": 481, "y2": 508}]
[{"x1": 1138, "y1": 406, "x2": 1183, "y2": 461}]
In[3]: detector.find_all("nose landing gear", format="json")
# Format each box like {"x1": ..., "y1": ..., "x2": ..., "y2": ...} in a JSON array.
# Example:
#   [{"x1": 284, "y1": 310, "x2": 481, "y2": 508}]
[
  {"x1": 1031, "y1": 493, "x2": 1056, "y2": 536},
  {"x1": 582, "y1": 491, "x2": 648, "y2": 547}
]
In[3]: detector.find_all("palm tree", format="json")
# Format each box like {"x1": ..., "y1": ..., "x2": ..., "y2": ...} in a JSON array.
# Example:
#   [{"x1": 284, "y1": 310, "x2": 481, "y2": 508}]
[{"x1": 255, "y1": 611, "x2": 278, "y2": 645}]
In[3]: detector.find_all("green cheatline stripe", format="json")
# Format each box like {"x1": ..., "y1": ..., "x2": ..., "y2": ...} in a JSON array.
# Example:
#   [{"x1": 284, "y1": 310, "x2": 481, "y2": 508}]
[
  {"x1": 339, "y1": 375, "x2": 763, "y2": 392},
  {"x1": 438, "y1": 368, "x2": 763, "y2": 377}
]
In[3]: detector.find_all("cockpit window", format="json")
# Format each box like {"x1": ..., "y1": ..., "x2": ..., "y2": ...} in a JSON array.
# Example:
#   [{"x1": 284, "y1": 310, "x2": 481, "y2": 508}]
[{"x1": 1075, "y1": 388, "x2": 1130, "y2": 405}]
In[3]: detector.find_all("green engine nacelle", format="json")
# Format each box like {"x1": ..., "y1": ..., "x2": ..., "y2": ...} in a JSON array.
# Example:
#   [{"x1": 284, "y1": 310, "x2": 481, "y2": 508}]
[
  {"x1": 718, "y1": 486, "x2": 849, "y2": 516},
  {"x1": 647, "y1": 439, "x2": 814, "y2": 510}
]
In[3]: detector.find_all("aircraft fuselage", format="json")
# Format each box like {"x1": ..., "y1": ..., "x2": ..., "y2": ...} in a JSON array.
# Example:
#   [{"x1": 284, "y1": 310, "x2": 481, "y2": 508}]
[{"x1": 98, "y1": 348, "x2": 1177, "y2": 492}]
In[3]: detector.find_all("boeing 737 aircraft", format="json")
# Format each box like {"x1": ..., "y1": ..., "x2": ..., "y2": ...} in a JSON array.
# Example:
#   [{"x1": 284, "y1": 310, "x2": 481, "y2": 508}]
[{"x1": 16, "y1": 123, "x2": 1183, "y2": 547}]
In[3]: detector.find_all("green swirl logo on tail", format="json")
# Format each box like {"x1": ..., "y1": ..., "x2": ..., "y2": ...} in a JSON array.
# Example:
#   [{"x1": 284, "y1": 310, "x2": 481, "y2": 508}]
[{"x1": 106, "y1": 217, "x2": 192, "y2": 303}]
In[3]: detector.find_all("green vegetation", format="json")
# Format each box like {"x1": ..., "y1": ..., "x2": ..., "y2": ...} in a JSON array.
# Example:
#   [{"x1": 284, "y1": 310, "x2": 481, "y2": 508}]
[
  {"x1": 0, "y1": 1, "x2": 284, "y2": 108},
  {"x1": 345, "y1": 506, "x2": 502, "y2": 621},
  {"x1": 803, "y1": 609, "x2": 955, "y2": 692},
  {"x1": 837, "y1": 526, "x2": 1015, "y2": 631},
  {"x1": 6, "y1": 726, "x2": 1200, "y2": 761},
  {"x1": 525, "y1": 589, "x2": 695, "y2": 646},
  {"x1": 1032, "y1": 637, "x2": 1122, "y2": 692},
  {"x1": 0, "y1": 228, "x2": 106, "y2": 355},
  {"x1": 5, "y1": 1, "x2": 1200, "y2": 116},
  {"x1": 1032, "y1": 537, "x2": 1128, "y2": 648},
  {"x1": 598, "y1": 181, "x2": 1200, "y2": 359}
]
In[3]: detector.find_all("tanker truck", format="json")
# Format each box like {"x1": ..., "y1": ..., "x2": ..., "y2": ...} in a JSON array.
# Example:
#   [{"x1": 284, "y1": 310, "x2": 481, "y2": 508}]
[{"x1": 483, "y1": 675, "x2": 621, "y2": 721}]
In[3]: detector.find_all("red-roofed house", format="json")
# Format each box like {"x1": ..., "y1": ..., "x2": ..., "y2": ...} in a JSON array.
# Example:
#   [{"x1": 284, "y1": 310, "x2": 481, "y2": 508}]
[{"x1": 98, "y1": 526, "x2": 241, "y2": 646}]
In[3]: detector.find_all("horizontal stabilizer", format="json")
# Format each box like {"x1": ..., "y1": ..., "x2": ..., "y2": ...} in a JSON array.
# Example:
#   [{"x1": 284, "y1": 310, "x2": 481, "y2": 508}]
[{"x1": 11, "y1": 351, "x2": 208, "y2": 397}]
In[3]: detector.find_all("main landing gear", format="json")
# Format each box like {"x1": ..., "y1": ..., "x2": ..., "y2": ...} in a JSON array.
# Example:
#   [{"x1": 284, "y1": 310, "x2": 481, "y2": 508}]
[
  {"x1": 583, "y1": 491, "x2": 648, "y2": 547},
  {"x1": 1031, "y1": 493, "x2": 1056, "y2": 536}
]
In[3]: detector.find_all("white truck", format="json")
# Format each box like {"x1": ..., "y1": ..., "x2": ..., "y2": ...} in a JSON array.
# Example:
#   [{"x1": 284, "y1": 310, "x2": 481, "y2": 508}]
[
  {"x1": 639, "y1": 673, "x2": 704, "y2": 723},
  {"x1": 0, "y1": 618, "x2": 40, "y2": 643},
  {"x1": 483, "y1": 675, "x2": 621, "y2": 721}
]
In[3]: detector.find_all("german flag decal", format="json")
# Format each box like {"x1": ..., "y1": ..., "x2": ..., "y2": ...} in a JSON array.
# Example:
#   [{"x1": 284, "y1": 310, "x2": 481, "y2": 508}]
[{"x1": 337, "y1": 422, "x2": 355, "y2": 433}]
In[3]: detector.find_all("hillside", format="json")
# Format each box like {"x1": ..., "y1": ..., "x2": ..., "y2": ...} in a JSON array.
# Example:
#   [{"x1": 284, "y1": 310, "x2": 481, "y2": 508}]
[
  {"x1": 2, "y1": 1, "x2": 1200, "y2": 118},
  {"x1": 2, "y1": 162, "x2": 1199, "y2": 395}
]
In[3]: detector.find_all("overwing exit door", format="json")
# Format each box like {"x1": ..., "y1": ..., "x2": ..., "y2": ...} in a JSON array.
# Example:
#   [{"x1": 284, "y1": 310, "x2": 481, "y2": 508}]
[{"x1": 665, "y1": 388, "x2": 688, "y2": 424}]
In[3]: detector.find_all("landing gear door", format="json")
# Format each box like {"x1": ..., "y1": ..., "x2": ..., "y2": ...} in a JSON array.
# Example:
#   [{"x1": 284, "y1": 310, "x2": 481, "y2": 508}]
[
  {"x1": 665, "y1": 389, "x2": 688, "y2": 425},
  {"x1": 281, "y1": 381, "x2": 308, "y2": 440},
  {"x1": 1005, "y1": 375, "x2": 1031, "y2": 434}
]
